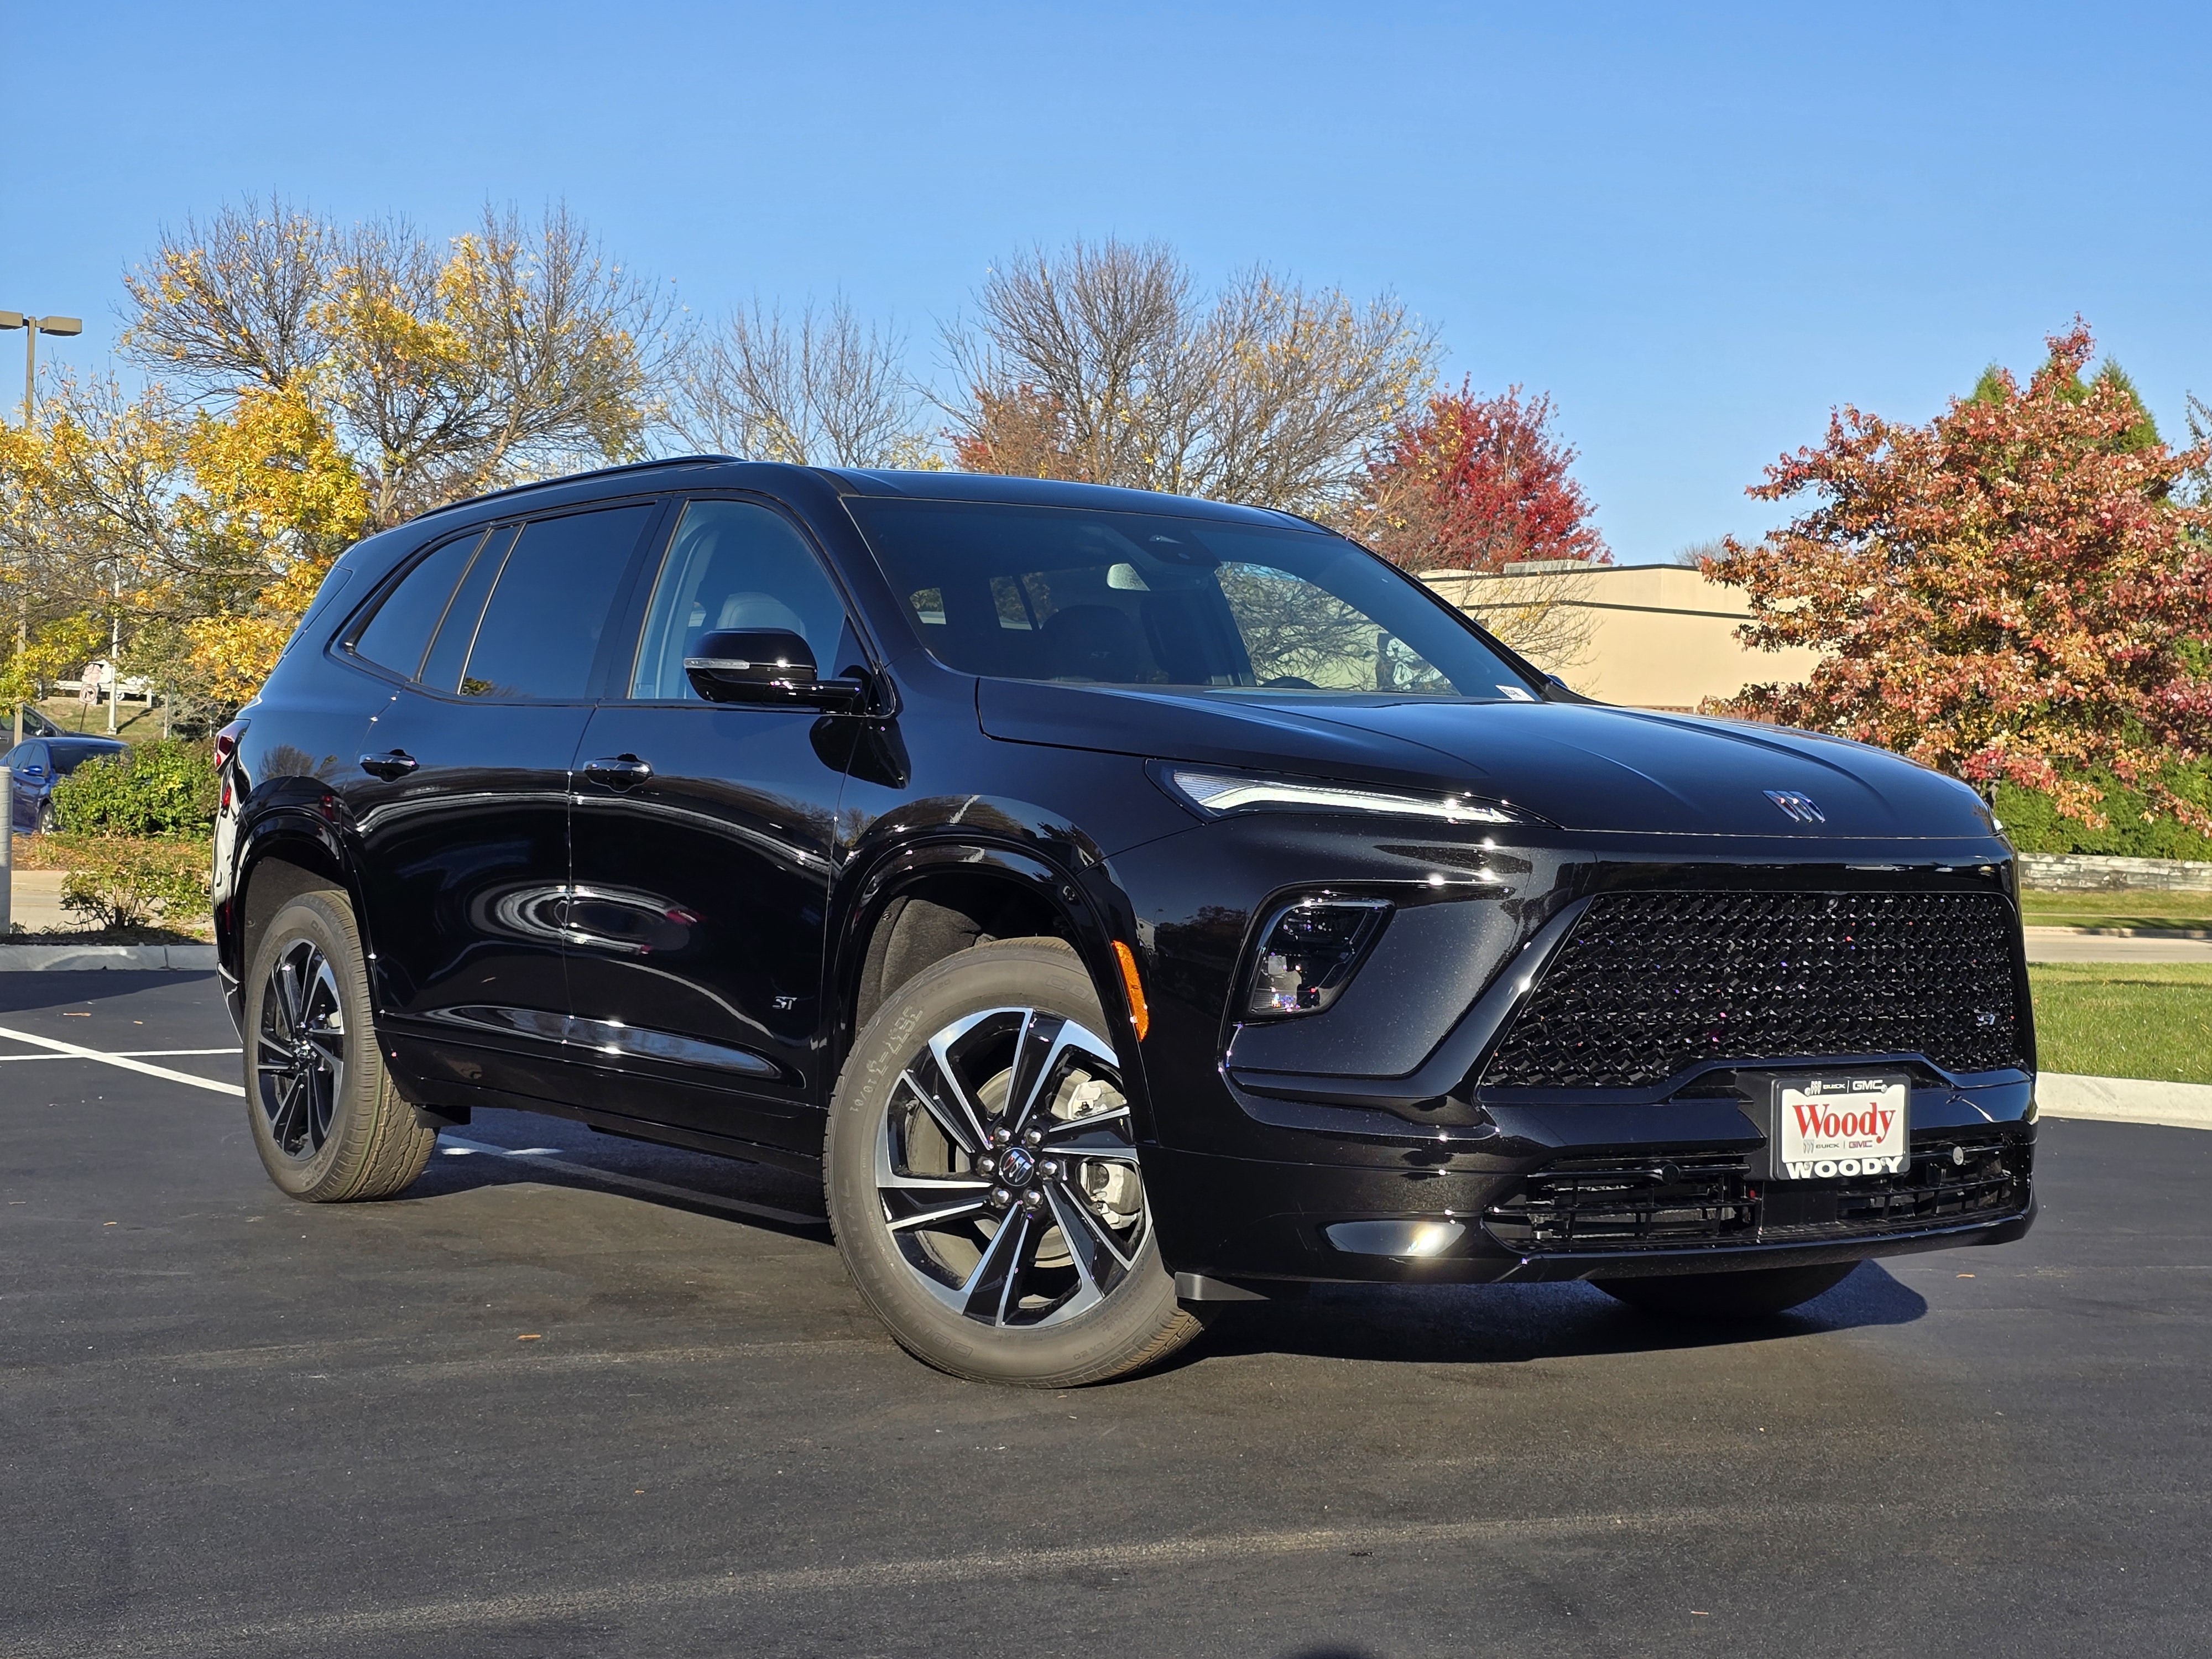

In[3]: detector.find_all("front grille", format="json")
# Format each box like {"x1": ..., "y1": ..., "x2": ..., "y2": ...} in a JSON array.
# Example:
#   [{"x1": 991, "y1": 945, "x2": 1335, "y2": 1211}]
[
  {"x1": 1480, "y1": 891, "x2": 2024, "y2": 1091},
  {"x1": 1481, "y1": 1134, "x2": 2031, "y2": 1255}
]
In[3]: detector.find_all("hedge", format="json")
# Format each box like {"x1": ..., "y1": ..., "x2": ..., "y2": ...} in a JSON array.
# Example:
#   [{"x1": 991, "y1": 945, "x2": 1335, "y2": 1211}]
[{"x1": 48, "y1": 738, "x2": 220, "y2": 839}]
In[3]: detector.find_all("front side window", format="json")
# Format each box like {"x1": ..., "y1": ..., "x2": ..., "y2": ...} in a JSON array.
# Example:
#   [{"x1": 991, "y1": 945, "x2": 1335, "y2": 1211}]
[
  {"x1": 630, "y1": 499, "x2": 851, "y2": 700},
  {"x1": 848, "y1": 500, "x2": 1532, "y2": 700},
  {"x1": 444, "y1": 505, "x2": 656, "y2": 700}
]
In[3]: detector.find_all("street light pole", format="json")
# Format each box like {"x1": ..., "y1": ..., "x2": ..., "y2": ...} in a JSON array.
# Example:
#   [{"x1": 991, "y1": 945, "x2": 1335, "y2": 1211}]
[{"x1": 0, "y1": 312, "x2": 83, "y2": 748}]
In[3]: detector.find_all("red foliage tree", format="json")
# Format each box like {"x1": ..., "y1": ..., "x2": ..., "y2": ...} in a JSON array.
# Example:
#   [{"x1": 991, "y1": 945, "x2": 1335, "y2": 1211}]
[
  {"x1": 1708, "y1": 321, "x2": 2212, "y2": 829},
  {"x1": 1356, "y1": 380, "x2": 1610, "y2": 571}
]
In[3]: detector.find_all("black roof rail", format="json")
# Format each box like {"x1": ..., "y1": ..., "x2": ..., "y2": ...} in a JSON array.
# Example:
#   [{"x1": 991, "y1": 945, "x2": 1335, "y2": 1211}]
[{"x1": 406, "y1": 453, "x2": 745, "y2": 524}]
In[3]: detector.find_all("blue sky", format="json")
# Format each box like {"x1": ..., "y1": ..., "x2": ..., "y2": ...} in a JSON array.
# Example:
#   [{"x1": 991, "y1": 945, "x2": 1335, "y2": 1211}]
[{"x1": 5, "y1": 1, "x2": 2208, "y2": 560}]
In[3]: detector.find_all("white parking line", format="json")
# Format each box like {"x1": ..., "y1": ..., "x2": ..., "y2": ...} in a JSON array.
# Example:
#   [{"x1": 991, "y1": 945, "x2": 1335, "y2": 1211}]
[
  {"x1": 0, "y1": 1047, "x2": 242, "y2": 1062},
  {"x1": 0, "y1": 1025, "x2": 246, "y2": 1096}
]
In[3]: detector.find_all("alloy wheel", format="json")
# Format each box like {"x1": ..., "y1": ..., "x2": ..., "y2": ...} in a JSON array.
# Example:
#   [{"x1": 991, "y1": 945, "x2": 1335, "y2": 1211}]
[
  {"x1": 255, "y1": 938, "x2": 347, "y2": 1159},
  {"x1": 877, "y1": 1005, "x2": 1150, "y2": 1329}
]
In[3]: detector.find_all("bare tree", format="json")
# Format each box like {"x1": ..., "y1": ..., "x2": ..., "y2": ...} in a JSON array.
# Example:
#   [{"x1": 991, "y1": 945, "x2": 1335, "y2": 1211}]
[
  {"x1": 946, "y1": 238, "x2": 1434, "y2": 518},
  {"x1": 119, "y1": 197, "x2": 681, "y2": 524},
  {"x1": 1668, "y1": 538, "x2": 1726, "y2": 568},
  {"x1": 667, "y1": 294, "x2": 933, "y2": 467},
  {"x1": 1193, "y1": 269, "x2": 1436, "y2": 518},
  {"x1": 337, "y1": 202, "x2": 682, "y2": 521},
  {"x1": 1416, "y1": 564, "x2": 1598, "y2": 675},
  {"x1": 119, "y1": 195, "x2": 337, "y2": 394}
]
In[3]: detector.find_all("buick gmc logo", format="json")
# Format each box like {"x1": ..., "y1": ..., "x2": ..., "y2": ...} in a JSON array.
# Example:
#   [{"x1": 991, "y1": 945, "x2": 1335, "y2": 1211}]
[{"x1": 1765, "y1": 789, "x2": 1826, "y2": 824}]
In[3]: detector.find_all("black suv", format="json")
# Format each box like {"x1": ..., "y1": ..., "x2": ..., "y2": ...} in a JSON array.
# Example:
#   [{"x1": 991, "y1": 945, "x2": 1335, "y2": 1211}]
[{"x1": 215, "y1": 459, "x2": 2036, "y2": 1384}]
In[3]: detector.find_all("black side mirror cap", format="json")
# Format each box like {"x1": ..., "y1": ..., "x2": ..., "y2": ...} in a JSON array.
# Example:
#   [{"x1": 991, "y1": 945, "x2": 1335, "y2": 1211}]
[{"x1": 684, "y1": 629, "x2": 868, "y2": 712}]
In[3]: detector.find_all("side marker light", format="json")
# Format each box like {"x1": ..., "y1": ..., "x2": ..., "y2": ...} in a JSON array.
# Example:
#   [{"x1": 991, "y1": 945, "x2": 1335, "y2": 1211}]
[{"x1": 1112, "y1": 940, "x2": 1150, "y2": 1040}]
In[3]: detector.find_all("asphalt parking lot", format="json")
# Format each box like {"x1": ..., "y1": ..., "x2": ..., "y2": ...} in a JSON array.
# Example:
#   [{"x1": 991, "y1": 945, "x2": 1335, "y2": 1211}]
[{"x1": 4, "y1": 972, "x2": 2208, "y2": 1658}]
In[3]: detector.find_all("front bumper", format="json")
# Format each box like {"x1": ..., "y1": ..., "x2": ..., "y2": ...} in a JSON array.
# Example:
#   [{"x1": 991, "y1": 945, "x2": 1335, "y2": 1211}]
[{"x1": 1144, "y1": 1078, "x2": 2037, "y2": 1286}]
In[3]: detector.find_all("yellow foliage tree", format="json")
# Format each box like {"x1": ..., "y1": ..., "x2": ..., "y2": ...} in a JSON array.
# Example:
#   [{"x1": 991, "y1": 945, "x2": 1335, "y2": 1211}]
[{"x1": 179, "y1": 383, "x2": 370, "y2": 702}]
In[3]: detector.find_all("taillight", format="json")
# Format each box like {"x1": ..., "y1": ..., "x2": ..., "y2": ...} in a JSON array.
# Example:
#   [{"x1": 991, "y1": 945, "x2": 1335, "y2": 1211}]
[{"x1": 215, "y1": 719, "x2": 248, "y2": 813}]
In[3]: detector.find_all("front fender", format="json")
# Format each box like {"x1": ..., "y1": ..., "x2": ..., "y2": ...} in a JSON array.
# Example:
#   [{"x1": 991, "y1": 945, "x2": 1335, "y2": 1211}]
[{"x1": 827, "y1": 829, "x2": 1158, "y2": 1142}]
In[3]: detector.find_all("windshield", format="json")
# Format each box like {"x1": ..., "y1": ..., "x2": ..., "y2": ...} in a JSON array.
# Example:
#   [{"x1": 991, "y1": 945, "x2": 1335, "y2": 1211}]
[{"x1": 847, "y1": 499, "x2": 1536, "y2": 700}]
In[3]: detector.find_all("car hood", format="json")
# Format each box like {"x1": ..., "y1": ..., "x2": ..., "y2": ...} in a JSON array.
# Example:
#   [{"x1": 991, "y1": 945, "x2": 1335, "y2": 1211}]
[{"x1": 975, "y1": 679, "x2": 1992, "y2": 838}]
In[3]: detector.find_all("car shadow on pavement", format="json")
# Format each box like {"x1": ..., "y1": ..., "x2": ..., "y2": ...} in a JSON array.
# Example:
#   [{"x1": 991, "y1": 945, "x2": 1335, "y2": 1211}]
[{"x1": 1183, "y1": 1260, "x2": 1927, "y2": 1370}]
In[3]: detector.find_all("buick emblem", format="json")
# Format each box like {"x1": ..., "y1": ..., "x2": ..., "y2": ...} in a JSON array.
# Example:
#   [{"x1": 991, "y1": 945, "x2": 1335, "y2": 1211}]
[
  {"x1": 997, "y1": 1146, "x2": 1037, "y2": 1186},
  {"x1": 1765, "y1": 789, "x2": 1826, "y2": 824}
]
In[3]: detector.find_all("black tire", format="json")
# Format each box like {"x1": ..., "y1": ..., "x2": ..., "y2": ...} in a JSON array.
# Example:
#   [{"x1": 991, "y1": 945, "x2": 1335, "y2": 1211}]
[
  {"x1": 1593, "y1": 1260, "x2": 1858, "y2": 1320},
  {"x1": 242, "y1": 890, "x2": 435, "y2": 1202},
  {"x1": 826, "y1": 937, "x2": 1207, "y2": 1386},
  {"x1": 35, "y1": 800, "x2": 55, "y2": 835}
]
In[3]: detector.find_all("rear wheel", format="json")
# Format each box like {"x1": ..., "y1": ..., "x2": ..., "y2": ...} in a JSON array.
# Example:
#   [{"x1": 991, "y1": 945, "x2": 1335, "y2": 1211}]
[
  {"x1": 243, "y1": 890, "x2": 435, "y2": 1202},
  {"x1": 826, "y1": 938, "x2": 1206, "y2": 1386},
  {"x1": 1593, "y1": 1260, "x2": 1857, "y2": 1320}
]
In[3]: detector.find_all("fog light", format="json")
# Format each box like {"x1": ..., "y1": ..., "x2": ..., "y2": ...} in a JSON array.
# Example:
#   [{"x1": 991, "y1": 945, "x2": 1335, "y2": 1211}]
[
  {"x1": 1324, "y1": 1219, "x2": 1467, "y2": 1258},
  {"x1": 1246, "y1": 898, "x2": 1390, "y2": 1018}
]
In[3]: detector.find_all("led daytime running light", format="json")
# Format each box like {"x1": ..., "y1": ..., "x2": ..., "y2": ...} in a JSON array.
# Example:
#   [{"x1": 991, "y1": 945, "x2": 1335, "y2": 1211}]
[{"x1": 1168, "y1": 767, "x2": 1528, "y2": 825}]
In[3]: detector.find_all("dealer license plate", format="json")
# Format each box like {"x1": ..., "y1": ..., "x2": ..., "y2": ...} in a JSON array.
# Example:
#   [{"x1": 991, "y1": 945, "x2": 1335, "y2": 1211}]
[{"x1": 1773, "y1": 1074, "x2": 1910, "y2": 1180}]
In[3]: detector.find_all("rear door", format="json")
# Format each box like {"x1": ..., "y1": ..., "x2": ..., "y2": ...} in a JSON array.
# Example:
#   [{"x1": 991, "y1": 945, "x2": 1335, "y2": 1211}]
[
  {"x1": 338, "y1": 499, "x2": 666, "y2": 1108},
  {"x1": 563, "y1": 494, "x2": 865, "y2": 1154}
]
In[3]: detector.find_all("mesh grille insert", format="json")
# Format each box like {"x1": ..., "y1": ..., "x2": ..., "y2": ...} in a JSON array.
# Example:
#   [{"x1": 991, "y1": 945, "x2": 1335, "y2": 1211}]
[{"x1": 1481, "y1": 890, "x2": 2023, "y2": 1091}]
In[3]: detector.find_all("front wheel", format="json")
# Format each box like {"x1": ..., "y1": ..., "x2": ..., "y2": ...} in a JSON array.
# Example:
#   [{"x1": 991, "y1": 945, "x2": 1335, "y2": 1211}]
[
  {"x1": 243, "y1": 889, "x2": 436, "y2": 1202},
  {"x1": 1593, "y1": 1260, "x2": 1858, "y2": 1319},
  {"x1": 826, "y1": 938, "x2": 1207, "y2": 1386}
]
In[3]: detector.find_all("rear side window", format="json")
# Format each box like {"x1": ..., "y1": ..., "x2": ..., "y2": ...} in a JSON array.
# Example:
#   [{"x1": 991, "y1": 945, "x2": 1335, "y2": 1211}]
[
  {"x1": 352, "y1": 530, "x2": 487, "y2": 679},
  {"x1": 450, "y1": 505, "x2": 656, "y2": 700},
  {"x1": 48, "y1": 741, "x2": 121, "y2": 775}
]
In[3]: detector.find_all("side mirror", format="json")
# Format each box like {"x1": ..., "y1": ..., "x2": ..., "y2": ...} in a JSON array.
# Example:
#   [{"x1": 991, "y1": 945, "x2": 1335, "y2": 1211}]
[{"x1": 684, "y1": 630, "x2": 867, "y2": 712}]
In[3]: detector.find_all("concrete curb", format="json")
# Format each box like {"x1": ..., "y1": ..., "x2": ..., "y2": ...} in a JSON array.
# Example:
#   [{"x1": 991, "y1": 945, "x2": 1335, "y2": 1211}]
[
  {"x1": 0, "y1": 944, "x2": 218, "y2": 972},
  {"x1": 2024, "y1": 924, "x2": 2212, "y2": 941},
  {"x1": 2038, "y1": 1072, "x2": 2212, "y2": 1132}
]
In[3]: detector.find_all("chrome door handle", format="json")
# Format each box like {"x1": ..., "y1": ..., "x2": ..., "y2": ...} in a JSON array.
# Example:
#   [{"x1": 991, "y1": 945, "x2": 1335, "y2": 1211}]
[
  {"x1": 358, "y1": 750, "x2": 418, "y2": 780},
  {"x1": 582, "y1": 754, "x2": 654, "y2": 789}
]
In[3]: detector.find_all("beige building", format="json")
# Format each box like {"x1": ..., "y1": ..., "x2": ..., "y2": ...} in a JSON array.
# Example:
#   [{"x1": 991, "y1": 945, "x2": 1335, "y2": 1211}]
[{"x1": 1421, "y1": 562, "x2": 1827, "y2": 711}]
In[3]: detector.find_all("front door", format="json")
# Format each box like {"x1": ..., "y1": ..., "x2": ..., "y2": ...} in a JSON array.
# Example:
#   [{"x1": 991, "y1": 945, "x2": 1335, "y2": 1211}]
[
  {"x1": 564, "y1": 495, "x2": 865, "y2": 1155},
  {"x1": 339, "y1": 499, "x2": 665, "y2": 1107},
  {"x1": 3, "y1": 742, "x2": 46, "y2": 832}
]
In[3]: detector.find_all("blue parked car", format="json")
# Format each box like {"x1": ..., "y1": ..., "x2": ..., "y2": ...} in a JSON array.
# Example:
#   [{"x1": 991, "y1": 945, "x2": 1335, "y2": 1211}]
[{"x1": 4, "y1": 735, "x2": 128, "y2": 833}]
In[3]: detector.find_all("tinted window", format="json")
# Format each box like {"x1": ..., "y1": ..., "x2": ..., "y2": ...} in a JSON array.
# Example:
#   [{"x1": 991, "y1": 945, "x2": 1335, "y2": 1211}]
[
  {"x1": 49, "y1": 741, "x2": 121, "y2": 775},
  {"x1": 353, "y1": 530, "x2": 487, "y2": 679},
  {"x1": 630, "y1": 499, "x2": 850, "y2": 700},
  {"x1": 457, "y1": 505, "x2": 655, "y2": 700},
  {"x1": 848, "y1": 500, "x2": 1534, "y2": 700},
  {"x1": 419, "y1": 526, "x2": 519, "y2": 693},
  {"x1": 11, "y1": 743, "x2": 48, "y2": 773}
]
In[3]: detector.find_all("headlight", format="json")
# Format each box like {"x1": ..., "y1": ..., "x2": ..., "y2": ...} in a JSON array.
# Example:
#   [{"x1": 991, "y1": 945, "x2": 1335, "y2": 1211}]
[
  {"x1": 1245, "y1": 897, "x2": 1391, "y2": 1018},
  {"x1": 1156, "y1": 764, "x2": 1542, "y2": 826}
]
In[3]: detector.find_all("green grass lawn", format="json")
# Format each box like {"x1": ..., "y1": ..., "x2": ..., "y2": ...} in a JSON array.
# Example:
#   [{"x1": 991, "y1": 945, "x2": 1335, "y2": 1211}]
[
  {"x1": 23, "y1": 696, "x2": 173, "y2": 743},
  {"x1": 2031, "y1": 962, "x2": 2212, "y2": 1082},
  {"x1": 2020, "y1": 890, "x2": 2212, "y2": 932}
]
